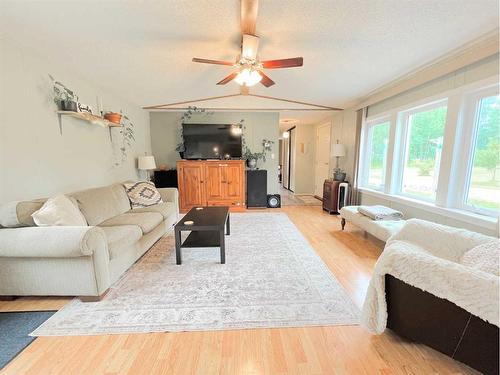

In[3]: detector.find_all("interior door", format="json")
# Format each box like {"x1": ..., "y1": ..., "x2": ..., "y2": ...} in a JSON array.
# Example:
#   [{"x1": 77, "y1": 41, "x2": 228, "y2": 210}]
[
  {"x1": 180, "y1": 163, "x2": 205, "y2": 208},
  {"x1": 315, "y1": 123, "x2": 331, "y2": 197},
  {"x1": 282, "y1": 138, "x2": 289, "y2": 189},
  {"x1": 204, "y1": 163, "x2": 225, "y2": 201},
  {"x1": 225, "y1": 163, "x2": 243, "y2": 200}
]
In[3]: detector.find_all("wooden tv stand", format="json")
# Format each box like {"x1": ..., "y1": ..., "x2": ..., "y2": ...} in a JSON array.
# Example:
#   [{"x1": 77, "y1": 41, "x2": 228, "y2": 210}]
[{"x1": 177, "y1": 160, "x2": 246, "y2": 213}]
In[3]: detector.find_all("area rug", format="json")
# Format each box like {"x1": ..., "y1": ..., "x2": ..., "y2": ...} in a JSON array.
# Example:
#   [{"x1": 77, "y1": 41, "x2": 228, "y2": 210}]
[
  {"x1": 0, "y1": 311, "x2": 55, "y2": 369},
  {"x1": 32, "y1": 213, "x2": 359, "y2": 336},
  {"x1": 297, "y1": 195, "x2": 322, "y2": 205}
]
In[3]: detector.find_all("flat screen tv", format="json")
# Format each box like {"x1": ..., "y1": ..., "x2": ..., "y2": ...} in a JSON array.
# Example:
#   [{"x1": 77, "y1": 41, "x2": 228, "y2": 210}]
[{"x1": 182, "y1": 123, "x2": 242, "y2": 159}]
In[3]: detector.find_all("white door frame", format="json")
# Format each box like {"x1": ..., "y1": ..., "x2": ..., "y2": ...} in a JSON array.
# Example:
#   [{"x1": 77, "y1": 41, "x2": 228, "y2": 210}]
[{"x1": 315, "y1": 122, "x2": 331, "y2": 197}]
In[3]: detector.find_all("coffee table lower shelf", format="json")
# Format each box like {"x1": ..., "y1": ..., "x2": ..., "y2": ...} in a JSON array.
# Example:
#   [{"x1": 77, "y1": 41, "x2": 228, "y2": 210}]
[{"x1": 181, "y1": 231, "x2": 221, "y2": 248}]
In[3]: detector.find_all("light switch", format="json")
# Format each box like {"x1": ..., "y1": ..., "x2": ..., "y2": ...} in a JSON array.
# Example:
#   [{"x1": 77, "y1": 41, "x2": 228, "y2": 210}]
[{"x1": 271, "y1": 153, "x2": 275, "y2": 159}]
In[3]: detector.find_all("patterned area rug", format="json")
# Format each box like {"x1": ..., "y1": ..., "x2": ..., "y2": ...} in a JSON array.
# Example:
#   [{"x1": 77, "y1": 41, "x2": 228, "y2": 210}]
[{"x1": 32, "y1": 213, "x2": 359, "y2": 336}]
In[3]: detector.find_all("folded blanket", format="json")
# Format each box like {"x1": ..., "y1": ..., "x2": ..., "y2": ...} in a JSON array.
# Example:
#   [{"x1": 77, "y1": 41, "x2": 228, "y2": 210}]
[{"x1": 358, "y1": 205, "x2": 403, "y2": 221}]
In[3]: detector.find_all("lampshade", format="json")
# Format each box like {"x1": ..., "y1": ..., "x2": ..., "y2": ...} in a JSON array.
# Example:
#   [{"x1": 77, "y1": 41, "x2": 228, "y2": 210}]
[
  {"x1": 331, "y1": 143, "x2": 346, "y2": 157},
  {"x1": 138, "y1": 155, "x2": 156, "y2": 170}
]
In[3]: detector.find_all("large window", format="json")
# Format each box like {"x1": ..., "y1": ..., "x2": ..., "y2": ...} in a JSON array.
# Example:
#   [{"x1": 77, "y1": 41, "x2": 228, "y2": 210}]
[
  {"x1": 465, "y1": 94, "x2": 500, "y2": 212},
  {"x1": 360, "y1": 81, "x2": 499, "y2": 223},
  {"x1": 361, "y1": 120, "x2": 390, "y2": 190},
  {"x1": 399, "y1": 102, "x2": 447, "y2": 201}
]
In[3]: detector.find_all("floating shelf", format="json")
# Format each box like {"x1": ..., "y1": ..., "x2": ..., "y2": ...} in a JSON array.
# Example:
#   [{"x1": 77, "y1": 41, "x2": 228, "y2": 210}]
[{"x1": 57, "y1": 111, "x2": 123, "y2": 127}]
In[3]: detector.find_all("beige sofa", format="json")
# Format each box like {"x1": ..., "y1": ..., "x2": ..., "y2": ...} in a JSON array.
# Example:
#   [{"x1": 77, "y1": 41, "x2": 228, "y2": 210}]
[{"x1": 0, "y1": 183, "x2": 179, "y2": 301}]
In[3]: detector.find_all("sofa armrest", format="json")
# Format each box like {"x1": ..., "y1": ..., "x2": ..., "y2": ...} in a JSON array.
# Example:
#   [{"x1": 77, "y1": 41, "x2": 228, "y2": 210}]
[
  {"x1": 0, "y1": 226, "x2": 108, "y2": 258},
  {"x1": 387, "y1": 219, "x2": 495, "y2": 261},
  {"x1": 158, "y1": 188, "x2": 179, "y2": 214}
]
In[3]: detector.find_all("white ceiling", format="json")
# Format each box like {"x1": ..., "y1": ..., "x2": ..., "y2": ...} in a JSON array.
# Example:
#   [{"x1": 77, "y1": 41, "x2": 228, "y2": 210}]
[{"x1": 0, "y1": 0, "x2": 498, "y2": 124}]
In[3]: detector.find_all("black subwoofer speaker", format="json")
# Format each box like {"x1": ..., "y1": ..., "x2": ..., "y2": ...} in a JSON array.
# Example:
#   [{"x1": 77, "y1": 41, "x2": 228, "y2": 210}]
[
  {"x1": 267, "y1": 194, "x2": 281, "y2": 208},
  {"x1": 246, "y1": 170, "x2": 267, "y2": 208}
]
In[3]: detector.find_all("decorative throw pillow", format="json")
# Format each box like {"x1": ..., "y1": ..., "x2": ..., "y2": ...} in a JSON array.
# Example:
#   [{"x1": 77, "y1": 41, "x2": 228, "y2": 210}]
[
  {"x1": 123, "y1": 181, "x2": 163, "y2": 209},
  {"x1": 31, "y1": 195, "x2": 88, "y2": 226},
  {"x1": 460, "y1": 241, "x2": 500, "y2": 276}
]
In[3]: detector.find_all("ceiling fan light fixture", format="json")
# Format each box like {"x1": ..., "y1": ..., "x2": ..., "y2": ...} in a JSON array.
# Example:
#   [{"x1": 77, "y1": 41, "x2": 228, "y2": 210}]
[
  {"x1": 241, "y1": 34, "x2": 260, "y2": 60},
  {"x1": 234, "y1": 68, "x2": 262, "y2": 87}
]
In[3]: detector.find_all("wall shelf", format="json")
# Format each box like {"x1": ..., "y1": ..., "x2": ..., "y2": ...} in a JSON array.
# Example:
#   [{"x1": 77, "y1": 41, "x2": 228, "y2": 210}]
[{"x1": 57, "y1": 111, "x2": 122, "y2": 136}]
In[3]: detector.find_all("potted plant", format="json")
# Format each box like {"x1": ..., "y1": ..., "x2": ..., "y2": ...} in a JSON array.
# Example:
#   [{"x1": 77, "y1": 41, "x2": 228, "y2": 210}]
[
  {"x1": 49, "y1": 74, "x2": 78, "y2": 112},
  {"x1": 243, "y1": 138, "x2": 275, "y2": 169},
  {"x1": 104, "y1": 112, "x2": 122, "y2": 124}
]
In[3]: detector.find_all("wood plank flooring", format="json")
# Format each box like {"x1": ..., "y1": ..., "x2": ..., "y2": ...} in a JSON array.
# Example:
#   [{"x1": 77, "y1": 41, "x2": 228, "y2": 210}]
[{"x1": 0, "y1": 206, "x2": 477, "y2": 374}]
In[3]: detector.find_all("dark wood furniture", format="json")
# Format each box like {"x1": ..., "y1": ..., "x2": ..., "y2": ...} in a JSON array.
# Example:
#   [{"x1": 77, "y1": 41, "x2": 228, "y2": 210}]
[
  {"x1": 386, "y1": 274, "x2": 499, "y2": 375},
  {"x1": 174, "y1": 206, "x2": 230, "y2": 265},
  {"x1": 154, "y1": 169, "x2": 178, "y2": 188},
  {"x1": 246, "y1": 170, "x2": 267, "y2": 208},
  {"x1": 177, "y1": 160, "x2": 245, "y2": 213},
  {"x1": 322, "y1": 179, "x2": 348, "y2": 214}
]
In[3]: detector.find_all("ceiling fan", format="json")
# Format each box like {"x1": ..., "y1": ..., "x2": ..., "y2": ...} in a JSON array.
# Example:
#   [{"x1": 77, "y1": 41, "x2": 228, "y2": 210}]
[{"x1": 192, "y1": 0, "x2": 303, "y2": 88}]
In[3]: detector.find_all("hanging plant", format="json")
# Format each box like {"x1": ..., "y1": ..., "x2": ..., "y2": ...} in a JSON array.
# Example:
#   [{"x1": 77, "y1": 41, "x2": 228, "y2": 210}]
[{"x1": 113, "y1": 112, "x2": 135, "y2": 166}]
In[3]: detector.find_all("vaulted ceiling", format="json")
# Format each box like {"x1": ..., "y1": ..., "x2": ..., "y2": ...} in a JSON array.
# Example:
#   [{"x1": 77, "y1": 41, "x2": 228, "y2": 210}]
[{"x1": 0, "y1": 0, "x2": 498, "y2": 124}]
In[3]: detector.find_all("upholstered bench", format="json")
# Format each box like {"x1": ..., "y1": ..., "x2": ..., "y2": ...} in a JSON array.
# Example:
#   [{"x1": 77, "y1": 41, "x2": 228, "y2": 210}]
[{"x1": 339, "y1": 206, "x2": 405, "y2": 242}]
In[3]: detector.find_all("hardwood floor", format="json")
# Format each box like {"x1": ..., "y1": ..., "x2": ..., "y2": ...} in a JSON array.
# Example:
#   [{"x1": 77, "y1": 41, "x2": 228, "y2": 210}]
[{"x1": 0, "y1": 206, "x2": 477, "y2": 374}]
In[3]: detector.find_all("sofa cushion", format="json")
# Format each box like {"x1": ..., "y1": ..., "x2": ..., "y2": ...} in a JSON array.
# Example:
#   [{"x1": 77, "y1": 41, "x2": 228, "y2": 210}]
[
  {"x1": 0, "y1": 198, "x2": 47, "y2": 227},
  {"x1": 127, "y1": 202, "x2": 175, "y2": 219},
  {"x1": 460, "y1": 241, "x2": 500, "y2": 276},
  {"x1": 123, "y1": 181, "x2": 163, "y2": 209},
  {"x1": 71, "y1": 184, "x2": 131, "y2": 226},
  {"x1": 99, "y1": 212, "x2": 163, "y2": 234},
  {"x1": 100, "y1": 225, "x2": 142, "y2": 260},
  {"x1": 31, "y1": 195, "x2": 88, "y2": 226}
]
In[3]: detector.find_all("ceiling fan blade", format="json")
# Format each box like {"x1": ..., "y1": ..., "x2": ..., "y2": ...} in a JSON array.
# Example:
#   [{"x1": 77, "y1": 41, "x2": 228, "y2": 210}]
[
  {"x1": 241, "y1": 0, "x2": 259, "y2": 35},
  {"x1": 192, "y1": 58, "x2": 234, "y2": 66},
  {"x1": 261, "y1": 57, "x2": 303, "y2": 69},
  {"x1": 258, "y1": 71, "x2": 275, "y2": 87},
  {"x1": 217, "y1": 72, "x2": 238, "y2": 85}
]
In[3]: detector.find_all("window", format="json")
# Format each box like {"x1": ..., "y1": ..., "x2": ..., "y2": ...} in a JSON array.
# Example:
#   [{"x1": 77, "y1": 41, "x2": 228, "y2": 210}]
[
  {"x1": 361, "y1": 120, "x2": 390, "y2": 190},
  {"x1": 465, "y1": 94, "x2": 500, "y2": 213},
  {"x1": 399, "y1": 102, "x2": 447, "y2": 201}
]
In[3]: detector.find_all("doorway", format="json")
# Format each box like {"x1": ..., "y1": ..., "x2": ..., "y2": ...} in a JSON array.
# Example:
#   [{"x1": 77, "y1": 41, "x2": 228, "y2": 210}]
[
  {"x1": 314, "y1": 123, "x2": 331, "y2": 197},
  {"x1": 282, "y1": 126, "x2": 296, "y2": 192}
]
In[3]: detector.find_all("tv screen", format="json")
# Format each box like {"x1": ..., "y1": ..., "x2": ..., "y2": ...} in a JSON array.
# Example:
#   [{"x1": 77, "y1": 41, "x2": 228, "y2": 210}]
[{"x1": 182, "y1": 124, "x2": 242, "y2": 159}]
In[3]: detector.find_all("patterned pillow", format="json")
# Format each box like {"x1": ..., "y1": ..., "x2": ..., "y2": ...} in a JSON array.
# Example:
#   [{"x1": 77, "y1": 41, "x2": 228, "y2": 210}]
[{"x1": 123, "y1": 181, "x2": 163, "y2": 209}]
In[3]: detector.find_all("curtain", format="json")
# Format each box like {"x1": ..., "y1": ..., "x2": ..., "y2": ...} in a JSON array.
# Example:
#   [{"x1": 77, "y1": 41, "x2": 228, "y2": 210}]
[{"x1": 350, "y1": 107, "x2": 367, "y2": 205}]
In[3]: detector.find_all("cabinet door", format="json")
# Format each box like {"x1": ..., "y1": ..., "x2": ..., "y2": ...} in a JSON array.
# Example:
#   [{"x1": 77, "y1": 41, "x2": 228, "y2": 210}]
[
  {"x1": 204, "y1": 163, "x2": 225, "y2": 201},
  {"x1": 225, "y1": 163, "x2": 243, "y2": 201},
  {"x1": 179, "y1": 163, "x2": 205, "y2": 210}
]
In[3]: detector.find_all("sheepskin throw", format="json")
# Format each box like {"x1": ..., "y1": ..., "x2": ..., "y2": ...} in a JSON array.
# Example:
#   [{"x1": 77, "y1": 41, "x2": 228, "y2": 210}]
[
  {"x1": 362, "y1": 219, "x2": 500, "y2": 334},
  {"x1": 123, "y1": 181, "x2": 162, "y2": 209},
  {"x1": 461, "y1": 242, "x2": 500, "y2": 276}
]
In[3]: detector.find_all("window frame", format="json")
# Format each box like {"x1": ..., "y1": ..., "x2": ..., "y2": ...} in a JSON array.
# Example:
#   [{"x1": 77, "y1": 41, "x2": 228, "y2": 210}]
[
  {"x1": 394, "y1": 99, "x2": 449, "y2": 202},
  {"x1": 359, "y1": 116, "x2": 391, "y2": 191},
  {"x1": 456, "y1": 84, "x2": 499, "y2": 217}
]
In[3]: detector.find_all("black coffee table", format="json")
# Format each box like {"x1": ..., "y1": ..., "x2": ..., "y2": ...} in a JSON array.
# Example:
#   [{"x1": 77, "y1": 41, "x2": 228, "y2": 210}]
[{"x1": 174, "y1": 206, "x2": 230, "y2": 265}]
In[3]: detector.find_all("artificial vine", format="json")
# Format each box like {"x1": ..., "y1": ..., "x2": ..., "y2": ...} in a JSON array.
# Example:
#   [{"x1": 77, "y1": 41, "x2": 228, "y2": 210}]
[{"x1": 175, "y1": 106, "x2": 214, "y2": 152}]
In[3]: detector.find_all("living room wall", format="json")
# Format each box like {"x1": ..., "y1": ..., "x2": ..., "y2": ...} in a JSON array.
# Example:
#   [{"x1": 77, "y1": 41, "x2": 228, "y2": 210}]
[
  {"x1": 0, "y1": 37, "x2": 151, "y2": 203},
  {"x1": 150, "y1": 111, "x2": 280, "y2": 194}
]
